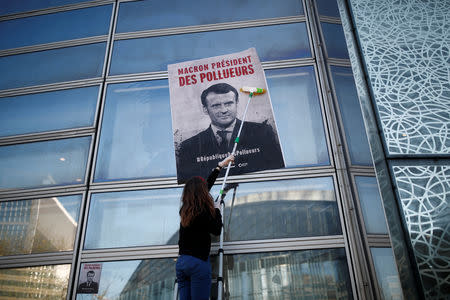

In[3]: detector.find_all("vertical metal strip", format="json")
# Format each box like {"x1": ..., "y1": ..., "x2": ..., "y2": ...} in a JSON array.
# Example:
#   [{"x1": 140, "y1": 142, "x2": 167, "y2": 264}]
[
  {"x1": 337, "y1": 0, "x2": 421, "y2": 298},
  {"x1": 305, "y1": 0, "x2": 374, "y2": 299}
]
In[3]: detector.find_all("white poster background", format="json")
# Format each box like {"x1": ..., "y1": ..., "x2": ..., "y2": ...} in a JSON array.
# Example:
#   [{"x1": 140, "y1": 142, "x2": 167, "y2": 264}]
[{"x1": 168, "y1": 48, "x2": 284, "y2": 181}]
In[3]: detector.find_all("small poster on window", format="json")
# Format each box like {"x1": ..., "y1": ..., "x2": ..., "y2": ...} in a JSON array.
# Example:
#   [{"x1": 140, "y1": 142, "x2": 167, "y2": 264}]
[
  {"x1": 77, "y1": 263, "x2": 102, "y2": 294},
  {"x1": 168, "y1": 48, "x2": 285, "y2": 183}
]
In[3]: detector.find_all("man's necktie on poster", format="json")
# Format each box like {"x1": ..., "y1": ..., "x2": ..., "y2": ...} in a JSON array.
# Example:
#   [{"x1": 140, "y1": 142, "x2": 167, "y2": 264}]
[{"x1": 217, "y1": 130, "x2": 230, "y2": 151}]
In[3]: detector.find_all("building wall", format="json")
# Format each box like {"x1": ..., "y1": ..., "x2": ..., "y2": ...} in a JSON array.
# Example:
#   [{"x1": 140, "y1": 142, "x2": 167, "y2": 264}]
[
  {"x1": 342, "y1": 0, "x2": 450, "y2": 299},
  {"x1": 0, "y1": 0, "x2": 432, "y2": 299}
]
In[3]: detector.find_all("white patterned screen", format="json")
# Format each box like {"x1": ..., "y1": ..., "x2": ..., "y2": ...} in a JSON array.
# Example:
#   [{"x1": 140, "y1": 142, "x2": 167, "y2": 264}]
[
  {"x1": 349, "y1": 0, "x2": 450, "y2": 155},
  {"x1": 392, "y1": 165, "x2": 450, "y2": 299}
]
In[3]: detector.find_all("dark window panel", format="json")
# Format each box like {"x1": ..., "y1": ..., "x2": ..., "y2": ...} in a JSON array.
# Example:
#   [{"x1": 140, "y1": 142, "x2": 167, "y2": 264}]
[
  {"x1": 0, "y1": 137, "x2": 91, "y2": 190},
  {"x1": 116, "y1": 0, "x2": 304, "y2": 33},
  {"x1": 0, "y1": 43, "x2": 106, "y2": 90},
  {"x1": 0, "y1": 5, "x2": 112, "y2": 50},
  {"x1": 0, "y1": 86, "x2": 99, "y2": 137},
  {"x1": 110, "y1": 23, "x2": 311, "y2": 75}
]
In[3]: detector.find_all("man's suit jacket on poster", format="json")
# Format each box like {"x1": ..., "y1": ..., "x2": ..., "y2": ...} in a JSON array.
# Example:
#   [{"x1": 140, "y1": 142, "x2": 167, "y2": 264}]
[
  {"x1": 77, "y1": 281, "x2": 99, "y2": 294},
  {"x1": 177, "y1": 119, "x2": 284, "y2": 183}
]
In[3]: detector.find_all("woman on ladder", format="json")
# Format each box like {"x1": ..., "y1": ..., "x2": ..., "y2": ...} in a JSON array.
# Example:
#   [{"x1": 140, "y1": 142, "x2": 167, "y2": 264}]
[{"x1": 176, "y1": 154, "x2": 234, "y2": 300}]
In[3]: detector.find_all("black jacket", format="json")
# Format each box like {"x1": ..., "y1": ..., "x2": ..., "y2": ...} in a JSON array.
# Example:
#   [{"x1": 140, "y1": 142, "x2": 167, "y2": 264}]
[
  {"x1": 177, "y1": 119, "x2": 284, "y2": 183},
  {"x1": 178, "y1": 168, "x2": 222, "y2": 261}
]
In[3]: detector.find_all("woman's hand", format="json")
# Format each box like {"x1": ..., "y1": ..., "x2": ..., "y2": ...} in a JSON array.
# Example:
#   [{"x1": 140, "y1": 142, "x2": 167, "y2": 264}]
[{"x1": 218, "y1": 154, "x2": 235, "y2": 168}]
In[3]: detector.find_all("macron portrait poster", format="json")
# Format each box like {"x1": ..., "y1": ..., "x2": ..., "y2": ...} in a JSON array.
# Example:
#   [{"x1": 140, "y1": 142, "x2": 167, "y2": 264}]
[{"x1": 168, "y1": 48, "x2": 285, "y2": 183}]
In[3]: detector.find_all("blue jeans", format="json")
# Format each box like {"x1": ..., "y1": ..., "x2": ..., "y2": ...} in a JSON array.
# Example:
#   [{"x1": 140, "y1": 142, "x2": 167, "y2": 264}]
[{"x1": 176, "y1": 255, "x2": 211, "y2": 300}]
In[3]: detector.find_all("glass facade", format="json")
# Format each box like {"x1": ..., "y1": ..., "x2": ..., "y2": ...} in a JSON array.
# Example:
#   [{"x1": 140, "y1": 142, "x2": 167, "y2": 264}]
[{"x1": 1, "y1": 0, "x2": 445, "y2": 299}]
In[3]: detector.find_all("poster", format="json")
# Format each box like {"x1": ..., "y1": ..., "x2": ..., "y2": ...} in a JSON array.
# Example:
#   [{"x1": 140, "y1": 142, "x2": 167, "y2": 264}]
[
  {"x1": 168, "y1": 48, "x2": 285, "y2": 183},
  {"x1": 77, "y1": 263, "x2": 102, "y2": 294}
]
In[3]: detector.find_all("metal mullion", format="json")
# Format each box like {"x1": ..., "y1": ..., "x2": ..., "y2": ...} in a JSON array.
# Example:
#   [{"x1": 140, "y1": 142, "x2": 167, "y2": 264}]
[
  {"x1": 0, "y1": 190, "x2": 84, "y2": 202},
  {"x1": 349, "y1": 166, "x2": 376, "y2": 175},
  {"x1": 337, "y1": 0, "x2": 421, "y2": 297},
  {"x1": 328, "y1": 58, "x2": 352, "y2": 66},
  {"x1": 71, "y1": 189, "x2": 93, "y2": 300},
  {"x1": 306, "y1": 0, "x2": 373, "y2": 299},
  {"x1": 0, "y1": 252, "x2": 73, "y2": 269},
  {"x1": 351, "y1": 174, "x2": 390, "y2": 299},
  {"x1": 0, "y1": 78, "x2": 103, "y2": 98},
  {"x1": 79, "y1": 236, "x2": 345, "y2": 263},
  {"x1": 66, "y1": 191, "x2": 88, "y2": 300},
  {"x1": 87, "y1": 166, "x2": 336, "y2": 193},
  {"x1": 218, "y1": 235, "x2": 345, "y2": 254},
  {"x1": 367, "y1": 235, "x2": 391, "y2": 247},
  {"x1": 69, "y1": 2, "x2": 119, "y2": 299},
  {"x1": 0, "y1": 36, "x2": 108, "y2": 57},
  {"x1": 319, "y1": 16, "x2": 342, "y2": 24},
  {"x1": 325, "y1": 63, "x2": 356, "y2": 168},
  {"x1": 0, "y1": 0, "x2": 115, "y2": 21},
  {"x1": 0, "y1": 127, "x2": 95, "y2": 146},
  {"x1": 106, "y1": 71, "x2": 169, "y2": 83},
  {"x1": 262, "y1": 58, "x2": 316, "y2": 69},
  {"x1": 114, "y1": 16, "x2": 306, "y2": 41},
  {"x1": 104, "y1": 59, "x2": 317, "y2": 83}
]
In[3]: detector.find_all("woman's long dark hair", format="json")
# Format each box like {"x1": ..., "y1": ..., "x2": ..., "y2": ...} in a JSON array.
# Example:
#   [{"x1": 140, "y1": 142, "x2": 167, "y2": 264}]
[{"x1": 180, "y1": 176, "x2": 215, "y2": 227}]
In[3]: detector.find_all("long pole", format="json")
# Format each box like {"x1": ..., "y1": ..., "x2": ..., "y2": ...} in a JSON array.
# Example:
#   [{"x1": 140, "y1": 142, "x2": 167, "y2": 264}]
[{"x1": 216, "y1": 92, "x2": 254, "y2": 300}]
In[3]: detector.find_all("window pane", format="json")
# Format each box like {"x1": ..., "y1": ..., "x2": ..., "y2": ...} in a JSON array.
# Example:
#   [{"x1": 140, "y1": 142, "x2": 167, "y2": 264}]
[
  {"x1": 0, "y1": 86, "x2": 99, "y2": 137},
  {"x1": 331, "y1": 66, "x2": 372, "y2": 165},
  {"x1": 94, "y1": 80, "x2": 176, "y2": 182},
  {"x1": 0, "y1": 195, "x2": 81, "y2": 256},
  {"x1": 0, "y1": 264, "x2": 71, "y2": 299},
  {"x1": 75, "y1": 259, "x2": 176, "y2": 299},
  {"x1": 316, "y1": 0, "x2": 340, "y2": 18},
  {"x1": 213, "y1": 249, "x2": 353, "y2": 299},
  {"x1": 0, "y1": 0, "x2": 91, "y2": 15},
  {"x1": 116, "y1": 0, "x2": 303, "y2": 33},
  {"x1": 217, "y1": 177, "x2": 342, "y2": 242},
  {"x1": 355, "y1": 176, "x2": 388, "y2": 234},
  {"x1": 266, "y1": 67, "x2": 330, "y2": 167},
  {"x1": 321, "y1": 23, "x2": 349, "y2": 59},
  {"x1": 0, "y1": 137, "x2": 91, "y2": 190},
  {"x1": 110, "y1": 23, "x2": 311, "y2": 75},
  {"x1": 371, "y1": 248, "x2": 404, "y2": 300},
  {"x1": 84, "y1": 187, "x2": 180, "y2": 249},
  {"x1": 0, "y1": 5, "x2": 111, "y2": 50},
  {"x1": 0, "y1": 43, "x2": 106, "y2": 90}
]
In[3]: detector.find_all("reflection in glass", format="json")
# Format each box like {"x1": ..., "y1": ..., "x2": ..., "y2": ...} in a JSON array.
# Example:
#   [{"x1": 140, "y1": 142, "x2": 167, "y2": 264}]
[
  {"x1": 110, "y1": 23, "x2": 311, "y2": 74},
  {"x1": 0, "y1": 0, "x2": 89, "y2": 15},
  {"x1": 218, "y1": 177, "x2": 341, "y2": 242},
  {"x1": 331, "y1": 66, "x2": 372, "y2": 165},
  {"x1": 116, "y1": 0, "x2": 303, "y2": 32},
  {"x1": 0, "y1": 43, "x2": 106, "y2": 90},
  {"x1": 0, "y1": 137, "x2": 91, "y2": 190},
  {"x1": 316, "y1": 0, "x2": 340, "y2": 18},
  {"x1": 321, "y1": 23, "x2": 349, "y2": 59},
  {"x1": 212, "y1": 249, "x2": 353, "y2": 299},
  {"x1": 0, "y1": 195, "x2": 81, "y2": 256},
  {"x1": 76, "y1": 259, "x2": 176, "y2": 300},
  {"x1": 0, "y1": 86, "x2": 99, "y2": 137},
  {"x1": 266, "y1": 67, "x2": 330, "y2": 167},
  {"x1": 94, "y1": 80, "x2": 176, "y2": 182},
  {"x1": 84, "y1": 187, "x2": 181, "y2": 249},
  {"x1": 0, "y1": 5, "x2": 111, "y2": 50},
  {"x1": 371, "y1": 248, "x2": 404, "y2": 300},
  {"x1": 355, "y1": 176, "x2": 388, "y2": 234},
  {"x1": 0, "y1": 264, "x2": 71, "y2": 299}
]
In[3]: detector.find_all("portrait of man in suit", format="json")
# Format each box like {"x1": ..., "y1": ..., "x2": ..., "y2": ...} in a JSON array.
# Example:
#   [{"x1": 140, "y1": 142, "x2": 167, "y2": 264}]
[
  {"x1": 176, "y1": 82, "x2": 284, "y2": 182},
  {"x1": 77, "y1": 270, "x2": 99, "y2": 294}
]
